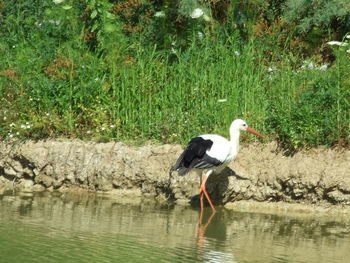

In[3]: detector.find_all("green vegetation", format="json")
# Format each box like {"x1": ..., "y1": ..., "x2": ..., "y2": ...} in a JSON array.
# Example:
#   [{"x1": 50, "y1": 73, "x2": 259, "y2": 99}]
[{"x1": 0, "y1": 0, "x2": 349, "y2": 151}]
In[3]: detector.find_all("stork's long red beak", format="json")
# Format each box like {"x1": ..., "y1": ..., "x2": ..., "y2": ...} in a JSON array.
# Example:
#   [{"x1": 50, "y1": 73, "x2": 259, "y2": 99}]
[{"x1": 247, "y1": 127, "x2": 265, "y2": 138}]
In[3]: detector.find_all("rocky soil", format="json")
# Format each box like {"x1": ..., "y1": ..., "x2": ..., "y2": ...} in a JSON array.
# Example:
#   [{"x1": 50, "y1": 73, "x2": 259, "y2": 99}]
[{"x1": 0, "y1": 140, "x2": 349, "y2": 208}]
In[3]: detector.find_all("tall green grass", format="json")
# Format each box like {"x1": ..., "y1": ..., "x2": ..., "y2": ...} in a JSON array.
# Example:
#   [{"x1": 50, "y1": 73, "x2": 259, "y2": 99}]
[{"x1": 0, "y1": 1, "x2": 349, "y2": 150}]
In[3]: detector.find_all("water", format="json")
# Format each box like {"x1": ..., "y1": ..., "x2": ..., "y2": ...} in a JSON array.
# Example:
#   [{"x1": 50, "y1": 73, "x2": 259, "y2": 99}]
[{"x1": 0, "y1": 191, "x2": 349, "y2": 263}]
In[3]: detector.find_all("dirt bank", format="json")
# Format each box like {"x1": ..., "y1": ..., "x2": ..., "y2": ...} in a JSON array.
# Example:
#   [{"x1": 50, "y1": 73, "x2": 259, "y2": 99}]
[{"x1": 0, "y1": 140, "x2": 349, "y2": 208}]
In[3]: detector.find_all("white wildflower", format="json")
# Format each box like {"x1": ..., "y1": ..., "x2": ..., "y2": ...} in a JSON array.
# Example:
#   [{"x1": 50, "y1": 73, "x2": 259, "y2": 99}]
[
  {"x1": 48, "y1": 19, "x2": 61, "y2": 26},
  {"x1": 3, "y1": 116, "x2": 6, "y2": 120},
  {"x1": 234, "y1": 51, "x2": 240, "y2": 56},
  {"x1": 267, "y1": 66, "x2": 277, "y2": 72},
  {"x1": 217, "y1": 99, "x2": 227, "y2": 103},
  {"x1": 346, "y1": 35, "x2": 350, "y2": 39},
  {"x1": 12, "y1": 45, "x2": 15, "y2": 48},
  {"x1": 110, "y1": 125, "x2": 115, "y2": 128},
  {"x1": 307, "y1": 62, "x2": 315, "y2": 70},
  {"x1": 347, "y1": 50, "x2": 350, "y2": 53},
  {"x1": 48, "y1": 20, "x2": 61, "y2": 25},
  {"x1": 53, "y1": 0, "x2": 65, "y2": 4},
  {"x1": 327, "y1": 41, "x2": 348, "y2": 47},
  {"x1": 301, "y1": 60, "x2": 315, "y2": 70},
  {"x1": 198, "y1": 32, "x2": 204, "y2": 39},
  {"x1": 154, "y1": 11, "x2": 165, "y2": 18},
  {"x1": 10, "y1": 123, "x2": 15, "y2": 127},
  {"x1": 318, "y1": 64, "x2": 328, "y2": 71},
  {"x1": 34, "y1": 22, "x2": 42, "y2": 27},
  {"x1": 101, "y1": 127, "x2": 105, "y2": 131},
  {"x1": 190, "y1": 8, "x2": 203, "y2": 19},
  {"x1": 170, "y1": 47, "x2": 176, "y2": 54},
  {"x1": 20, "y1": 124, "x2": 26, "y2": 129}
]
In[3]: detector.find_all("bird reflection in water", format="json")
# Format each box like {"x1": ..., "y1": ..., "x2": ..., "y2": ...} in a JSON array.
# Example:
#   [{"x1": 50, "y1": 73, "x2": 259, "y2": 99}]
[
  {"x1": 196, "y1": 209, "x2": 216, "y2": 251},
  {"x1": 196, "y1": 209, "x2": 236, "y2": 262}
]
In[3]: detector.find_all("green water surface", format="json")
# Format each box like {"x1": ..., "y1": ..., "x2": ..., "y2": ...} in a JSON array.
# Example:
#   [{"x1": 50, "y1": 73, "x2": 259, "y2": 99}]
[{"x1": 0, "y1": 191, "x2": 349, "y2": 263}]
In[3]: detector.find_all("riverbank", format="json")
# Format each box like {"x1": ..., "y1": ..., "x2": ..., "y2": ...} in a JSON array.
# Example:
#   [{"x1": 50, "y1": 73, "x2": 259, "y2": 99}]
[{"x1": 0, "y1": 140, "x2": 349, "y2": 211}]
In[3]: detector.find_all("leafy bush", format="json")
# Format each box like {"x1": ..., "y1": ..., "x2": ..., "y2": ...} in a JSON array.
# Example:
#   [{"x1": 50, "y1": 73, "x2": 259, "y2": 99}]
[
  {"x1": 267, "y1": 43, "x2": 350, "y2": 150},
  {"x1": 282, "y1": 0, "x2": 350, "y2": 35},
  {"x1": 218, "y1": 0, "x2": 350, "y2": 62},
  {"x1": 0, "y1": 0, "x2": 349, "y2": 150},
  {"x1": 268, "y1": 76, "x2": 340, "y2": 149}
]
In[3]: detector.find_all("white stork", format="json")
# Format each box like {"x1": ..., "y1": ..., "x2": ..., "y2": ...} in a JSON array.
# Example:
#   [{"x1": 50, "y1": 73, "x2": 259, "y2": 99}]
[{"x1": 170, "y1": 119, "x2": 265, "y2": 212}]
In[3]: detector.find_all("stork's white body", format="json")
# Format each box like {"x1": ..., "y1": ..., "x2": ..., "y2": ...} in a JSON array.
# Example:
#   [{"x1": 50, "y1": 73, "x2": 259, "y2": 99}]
[{"x1": 200, "y1": 134, "x2": 239, "y2": 167}]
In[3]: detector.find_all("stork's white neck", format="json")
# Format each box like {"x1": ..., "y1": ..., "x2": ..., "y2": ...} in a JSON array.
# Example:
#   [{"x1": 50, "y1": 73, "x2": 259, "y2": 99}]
[{"x1": 229, "y1": 125, "x2": 241, "y2": 156}]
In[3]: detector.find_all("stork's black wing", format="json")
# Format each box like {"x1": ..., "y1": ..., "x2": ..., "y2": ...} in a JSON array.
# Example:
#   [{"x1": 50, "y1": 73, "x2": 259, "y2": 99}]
[{"x1": 170, "y1": 137, "x2": 222, "y2": 176}]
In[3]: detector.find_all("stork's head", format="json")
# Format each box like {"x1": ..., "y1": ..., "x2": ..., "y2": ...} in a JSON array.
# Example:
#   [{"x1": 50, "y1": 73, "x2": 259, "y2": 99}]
[{"x1": 230, "y1": 119, "x2": 265, "y2": 137}]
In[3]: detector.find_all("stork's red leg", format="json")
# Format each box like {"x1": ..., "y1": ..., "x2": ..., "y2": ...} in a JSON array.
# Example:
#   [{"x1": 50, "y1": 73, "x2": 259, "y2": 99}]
[
  {"x1": 199, "y1": 174, "x2": 204, "y2": 211},
  {"x1": 200, "y1": 191, "x2": 204, "y2": 211},
  {"x1": 199, "y1": 175, "x2": 216, "y2": 212}
]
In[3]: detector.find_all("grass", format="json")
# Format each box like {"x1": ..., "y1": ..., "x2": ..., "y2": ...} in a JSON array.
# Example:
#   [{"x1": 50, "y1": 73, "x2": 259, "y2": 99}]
[{"x1": 0, "y1": 1, "x2": 349, "y2": 150}]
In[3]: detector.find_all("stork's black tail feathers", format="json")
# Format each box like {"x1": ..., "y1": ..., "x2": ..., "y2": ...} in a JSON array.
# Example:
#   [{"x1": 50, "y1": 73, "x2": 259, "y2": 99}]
[
  {"x1": 169, "y1": 150, "x2": 191, "y2": 176},
  {"x1": 169, "y1": 137, "x2": 214, "y2": 176}
]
